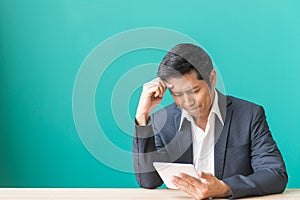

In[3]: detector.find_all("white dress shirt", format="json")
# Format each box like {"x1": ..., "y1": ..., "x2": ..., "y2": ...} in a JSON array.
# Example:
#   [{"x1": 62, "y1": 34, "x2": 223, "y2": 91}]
[{"x1": 179, "y1": 89, "x2": 224, "y2": 174}]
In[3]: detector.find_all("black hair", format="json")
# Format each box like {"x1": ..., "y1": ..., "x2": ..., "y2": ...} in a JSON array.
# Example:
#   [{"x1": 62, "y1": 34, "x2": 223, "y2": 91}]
[{"x1": 157, "y1": 43, "x2": 213, "y2": 85}]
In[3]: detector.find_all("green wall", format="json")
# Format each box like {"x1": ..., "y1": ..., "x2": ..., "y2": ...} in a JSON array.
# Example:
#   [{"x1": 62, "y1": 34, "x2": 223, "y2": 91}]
[{"x1": 1, "y1": 0, "x2": 299, "y2": 188}]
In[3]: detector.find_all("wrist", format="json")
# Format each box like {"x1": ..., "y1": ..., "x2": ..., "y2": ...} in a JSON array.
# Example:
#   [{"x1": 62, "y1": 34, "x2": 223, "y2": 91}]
[
  {"x1": 220, "y1": 180, "x2": 232, "y2": 197},
  {"x1": 135, "y1": 112, "x2": 150, "y2": 126}
]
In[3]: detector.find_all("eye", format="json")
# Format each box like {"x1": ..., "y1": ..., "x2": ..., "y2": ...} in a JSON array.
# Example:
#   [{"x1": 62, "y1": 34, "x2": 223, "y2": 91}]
[
  {"x1": 172, "y1": 92, "x2": 182, "y2": 97},
  {"x1": 192, "y1": 89, "x2": 200, "y2": 93},
  {"x1": 187, "y1": 89, "x2": 200, "y2": 94}
]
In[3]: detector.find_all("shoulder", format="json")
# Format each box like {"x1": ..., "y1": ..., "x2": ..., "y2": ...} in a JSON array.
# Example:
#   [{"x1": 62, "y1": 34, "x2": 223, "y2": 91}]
[
  {"x1": 225, "y1": 95, "x2": 266, "y2": 122},
  {"x1": 154, "y1": 103, "x2": 179, "y2": 115},
  {"x1": 227, "y1": 95, "x2": 262, "y2": 111},
  {"x1": 150, "y1": 103, "x2": 181, "y2": 132}
]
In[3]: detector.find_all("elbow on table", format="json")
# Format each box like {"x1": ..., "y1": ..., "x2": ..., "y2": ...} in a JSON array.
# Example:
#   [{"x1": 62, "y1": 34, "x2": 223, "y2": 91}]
[
  {"x1": 138, "y1": 182, "x2": 159, "y2": 189},
  {"x1": 268, "y1": 171, "x2": 289, "y2": 195},
  {"x1": 135, "y1": 173, "x2": 162, "y2": 189},
  {"x1": 277, "y1": 172, "x2": 288, "y2": 193}
]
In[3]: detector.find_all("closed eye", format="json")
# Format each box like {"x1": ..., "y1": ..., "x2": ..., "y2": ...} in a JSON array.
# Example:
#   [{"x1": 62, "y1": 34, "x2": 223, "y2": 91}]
[
  {"x1": 187, "y1": 89, "x2": 200, "y2": 94},
  {"x1": 172, "y1": 92, "x2": 182, "y2": 97}
]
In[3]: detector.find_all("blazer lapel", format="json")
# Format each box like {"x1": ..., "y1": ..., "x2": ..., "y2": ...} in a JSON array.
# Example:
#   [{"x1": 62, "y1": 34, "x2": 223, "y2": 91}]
[
  {"x1": 173, "y1": 106, "x2": 193, "y2": 164},
  {"x1": 171, "y1": 91, "x2": 233, "y2": 172},
  {"x1": 214, "y1": 92, "x2": 232, "y2": 179}
]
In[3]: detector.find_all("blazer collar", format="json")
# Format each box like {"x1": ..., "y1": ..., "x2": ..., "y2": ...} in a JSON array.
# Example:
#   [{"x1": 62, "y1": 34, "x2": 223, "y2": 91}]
[
  {"x1": 178, "y1": 89, "x2": 225, "y2": 131},
  {"x1": 214, "y1": 90, "x2": 232, "y2": 179},
  {"x1": 172, "y1": 90, "x2": 233, "y2": 178}
]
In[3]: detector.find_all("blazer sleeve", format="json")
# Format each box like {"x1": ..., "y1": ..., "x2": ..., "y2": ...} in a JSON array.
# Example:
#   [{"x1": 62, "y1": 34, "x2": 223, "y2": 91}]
[
  {"x1": 132, "y1": 118, "x2": 169, "y2": 189},
  {"x1": 222, "y1": 106, "x2": 288, "y2": 198}
]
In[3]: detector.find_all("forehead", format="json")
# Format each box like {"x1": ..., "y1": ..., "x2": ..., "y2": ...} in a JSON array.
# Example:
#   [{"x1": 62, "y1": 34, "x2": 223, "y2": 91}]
[{"x1": 167, "y1": 72, "x2": 206, "y2": 93}]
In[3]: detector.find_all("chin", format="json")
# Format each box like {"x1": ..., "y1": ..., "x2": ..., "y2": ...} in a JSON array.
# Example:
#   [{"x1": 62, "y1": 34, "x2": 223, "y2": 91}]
[
  {"x1": 187, "y1": 110, "x2": 201, "y2": 117},
  {"x1": 187, "y1": 108, "x2": 208, "y2": 119}
]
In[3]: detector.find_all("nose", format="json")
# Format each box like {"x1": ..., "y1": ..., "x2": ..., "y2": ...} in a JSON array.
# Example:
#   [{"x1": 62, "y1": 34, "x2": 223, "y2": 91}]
[{"x1": 182, "y1": 93, "x2": 195, "y2": 108}]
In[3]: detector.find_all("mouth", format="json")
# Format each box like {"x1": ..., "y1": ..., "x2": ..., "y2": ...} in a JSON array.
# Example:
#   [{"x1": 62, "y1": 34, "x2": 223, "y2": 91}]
[{"x1": 185, "y1": 107, "x2": 200, "y2": 112}]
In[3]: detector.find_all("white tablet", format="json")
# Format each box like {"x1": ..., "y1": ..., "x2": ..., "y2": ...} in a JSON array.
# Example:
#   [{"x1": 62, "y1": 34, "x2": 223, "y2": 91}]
[{"x1": 153, "y1": 162, "x2": 199, "y2": 189}]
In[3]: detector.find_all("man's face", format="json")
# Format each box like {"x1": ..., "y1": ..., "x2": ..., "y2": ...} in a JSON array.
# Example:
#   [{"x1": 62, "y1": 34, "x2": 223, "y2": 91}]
[{"x1": 167, "y1": 70, "x2": 216, "y2": 119}]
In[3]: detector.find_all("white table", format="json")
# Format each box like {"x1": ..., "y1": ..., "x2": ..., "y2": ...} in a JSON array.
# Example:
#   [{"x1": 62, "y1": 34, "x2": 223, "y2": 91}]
[{"x1": 0, "y1": 188, "x2": 299, "y2": 199}]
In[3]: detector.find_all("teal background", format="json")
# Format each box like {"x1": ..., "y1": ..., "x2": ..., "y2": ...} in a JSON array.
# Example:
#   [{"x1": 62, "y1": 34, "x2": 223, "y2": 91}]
[{"x1": 1, "y1": 0, "x2": 299, "y2": 188}]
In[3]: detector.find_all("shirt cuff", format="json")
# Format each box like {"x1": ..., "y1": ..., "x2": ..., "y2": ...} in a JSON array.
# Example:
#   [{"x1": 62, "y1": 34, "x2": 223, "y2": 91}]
[{"x1": 135, "y1": 117, "x2": 152, "y2": 127}]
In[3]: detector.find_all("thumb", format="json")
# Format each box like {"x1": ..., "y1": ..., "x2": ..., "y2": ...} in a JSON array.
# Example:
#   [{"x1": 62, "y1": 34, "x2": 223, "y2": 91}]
[{"x1": 198, "y1": 171, "x2": 213, "y2": 180}]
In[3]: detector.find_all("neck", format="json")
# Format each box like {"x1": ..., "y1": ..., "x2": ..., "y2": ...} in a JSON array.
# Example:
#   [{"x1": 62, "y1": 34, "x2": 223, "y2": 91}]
[
  {"x1": 194, "y1": 117, "x2": 208, "y2": 130},
  {"x1": 194, "y1": 89, "x2": 216, "y2": 130}
]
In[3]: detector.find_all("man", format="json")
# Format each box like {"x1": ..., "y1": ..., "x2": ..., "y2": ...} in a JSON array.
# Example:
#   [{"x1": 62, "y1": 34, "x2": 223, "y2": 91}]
[{"x1": 132, "y1": 43, "x2": 288, "y2": 199}]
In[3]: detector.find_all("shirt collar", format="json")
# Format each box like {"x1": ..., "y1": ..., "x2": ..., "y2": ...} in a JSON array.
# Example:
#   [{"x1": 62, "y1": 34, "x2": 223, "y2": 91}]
[{"x1": 178, "y1": 89, "x2": 224, "y2": 130}]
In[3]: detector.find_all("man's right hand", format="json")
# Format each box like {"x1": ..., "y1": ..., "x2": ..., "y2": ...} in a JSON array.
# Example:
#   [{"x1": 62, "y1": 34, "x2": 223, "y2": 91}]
[{"x1": 135, "y1": 78, "x2": 173, "y2": 126}]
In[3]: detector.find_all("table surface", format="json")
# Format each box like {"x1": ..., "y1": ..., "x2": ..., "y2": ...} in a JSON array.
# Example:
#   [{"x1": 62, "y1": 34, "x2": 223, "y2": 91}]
[{"x1": 0, "y1": 188, "x2": 299, "y2": 199}]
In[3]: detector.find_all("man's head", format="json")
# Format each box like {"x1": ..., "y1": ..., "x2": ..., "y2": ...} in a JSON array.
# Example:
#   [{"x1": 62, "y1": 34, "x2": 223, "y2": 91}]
[
  {"x1": 157, "y1": 44, "x2": 216, "y2": 119},
  {"x1": 157, "y1": 43, "x2": 213, "y2": 86}
]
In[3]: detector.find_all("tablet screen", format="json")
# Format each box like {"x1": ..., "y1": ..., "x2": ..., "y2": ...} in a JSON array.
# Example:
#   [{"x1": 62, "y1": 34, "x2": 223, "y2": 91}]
[{"x1": 153, "y1": 162, "x2": 199, "y2": 189}]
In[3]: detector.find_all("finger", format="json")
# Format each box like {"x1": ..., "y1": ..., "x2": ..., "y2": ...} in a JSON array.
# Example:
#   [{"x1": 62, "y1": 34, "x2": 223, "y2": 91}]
[
  {"x1": 143, "y1": 79, "x2": 167, "y2": 98},
  {"x1": 159, "y1": 79, "x2": 173, "y2": 89},
  {"x1": 144, "y1": 81, "x2": 164, "y2": 93},
  {"x1": 154, "y1": 87, "x2": 160, "y2": 98},
  {"x1": 172, "y1": 176, "x2": 198, "y2": 198},
  {"x1": 143, "y1": 81, "x2": 159, "y2": 88},
  {"x1": 166, "y1": 83, "x2": 174, "y2": 89},
  {"x1": 143, "y1": 77, "x2": 161, "y2": 87},
  {"x1": 145, "y1": 78, "x2": 169, "y2": 92},
  {"x1": 154, "y1": 91, "x2": 160, "y2": 98},
  {"x1": 172, "y1": 175, "x2": 190, "y2": 189},
  {"x1": 157, "y1": 83, "x2": 166, "y2": 97},
  {"x1": 180, "y1": 173, "x2": 205, "y2": 188},
  {"x1": 198, "y1": 171, "x2": 213, "y2": 180},
  {"x1": 144, "y1": 86, "x2": 160, "y2": 98},
  {"x1": 150, "y1": 80, "x2": 166, "y2": 98},
  {"x1": 154, "y1": 84, "x2": 162, "y2": 97}
]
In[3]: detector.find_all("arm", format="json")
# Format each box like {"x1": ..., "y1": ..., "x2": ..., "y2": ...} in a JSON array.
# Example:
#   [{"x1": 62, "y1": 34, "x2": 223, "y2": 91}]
[
  {"x1": 222, "y1": 106, "x2": 288, "y2": 198},
  {"x1": 132, "y1": 120, "x2": 165, "y2": 188},
  {"x1": 172, "y1": 106, "x2": 287, "y2": 199},
  {"x1": 132, "y1": 78, "x2": 172, "y2": 188}
]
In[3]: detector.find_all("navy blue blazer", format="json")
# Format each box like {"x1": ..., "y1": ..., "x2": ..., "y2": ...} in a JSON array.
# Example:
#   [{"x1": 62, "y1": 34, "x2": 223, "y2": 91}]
[{"x1": 132, "y1": 91, "x2": 288, "y2": 199}]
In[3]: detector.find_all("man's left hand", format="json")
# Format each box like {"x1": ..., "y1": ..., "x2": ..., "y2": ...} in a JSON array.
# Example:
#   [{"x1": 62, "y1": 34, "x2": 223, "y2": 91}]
[{"x1": 172, "y1": 171, "x2": 232, "y2": 200}]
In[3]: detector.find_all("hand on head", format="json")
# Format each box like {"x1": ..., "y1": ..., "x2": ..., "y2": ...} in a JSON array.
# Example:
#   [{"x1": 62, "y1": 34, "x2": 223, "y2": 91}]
[{"x1": 135, "y1": 78, "x2": 173, "y2": 126}]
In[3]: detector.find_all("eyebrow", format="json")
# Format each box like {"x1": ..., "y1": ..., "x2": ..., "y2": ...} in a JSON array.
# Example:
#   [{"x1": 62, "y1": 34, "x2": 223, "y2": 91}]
[{"x1": 170, "y1": 85, "x2": 201, "y2": 94}]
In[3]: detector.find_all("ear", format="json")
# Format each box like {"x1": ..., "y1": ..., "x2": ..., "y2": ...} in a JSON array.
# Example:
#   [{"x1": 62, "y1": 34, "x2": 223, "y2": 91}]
[{"x1": 209, "y1": 70, "x2": 217, "y2": 87}]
